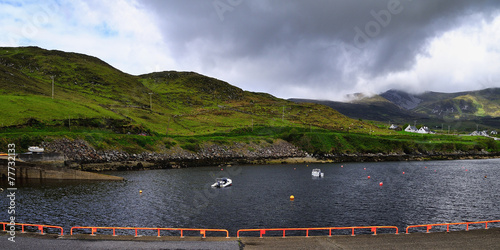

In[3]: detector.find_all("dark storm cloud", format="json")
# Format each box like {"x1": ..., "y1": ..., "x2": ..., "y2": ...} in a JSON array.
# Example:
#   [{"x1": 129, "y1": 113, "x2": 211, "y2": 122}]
[{"x1": 140, "y1": 0, "x2": 500, "y2": 99}]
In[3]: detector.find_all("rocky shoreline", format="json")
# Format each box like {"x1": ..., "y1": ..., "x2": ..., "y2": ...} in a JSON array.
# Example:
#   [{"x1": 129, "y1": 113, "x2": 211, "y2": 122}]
[
  {"x1": 40, "y1": 138, "x2": 309, "y2": 171},
  {"x1": 38, "y1": 139, "x2": 500, "y2": 172}
]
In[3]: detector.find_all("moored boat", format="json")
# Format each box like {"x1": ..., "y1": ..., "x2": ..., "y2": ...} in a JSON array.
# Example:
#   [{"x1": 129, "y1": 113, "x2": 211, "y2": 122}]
[
  {"x1": 312, "y1": 168, "x2": 324, "y2": 178},
  {"x1": 28, "y1": 146, "x2": 44, "y2": 153},
  {"x1": 211, "y1": 178, "x2": 232, "y2": 188}
]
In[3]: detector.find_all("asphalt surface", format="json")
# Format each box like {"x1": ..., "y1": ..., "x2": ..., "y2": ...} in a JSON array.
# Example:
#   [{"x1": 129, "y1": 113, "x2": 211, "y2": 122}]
[
  {"x1": 0, "y1": 234, "x2": 240, "y2": 250},
  {"x1": 2, "y1": 228, "x2": 500, "y2": 249}
]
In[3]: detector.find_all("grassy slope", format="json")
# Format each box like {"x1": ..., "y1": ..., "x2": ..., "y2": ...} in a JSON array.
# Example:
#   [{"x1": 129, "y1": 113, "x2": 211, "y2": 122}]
[
  {"x1": 0, "y1": 46, "x2": 498, "y2": 155},
  {"x1": 409, "y1": 89, "x2": 500, "y2": 119}
]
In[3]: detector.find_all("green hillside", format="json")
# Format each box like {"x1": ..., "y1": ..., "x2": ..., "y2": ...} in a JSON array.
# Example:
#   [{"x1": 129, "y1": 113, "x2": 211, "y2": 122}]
[
  {"x1": 0, "y1": 46, "x2": 395, "y2": 154},
  {"x1": 414, "y1": 89, "x2": 500, "y2": 118},
  {"x1": 1, "y1": 47, "x2": 498, "y2": 157}
]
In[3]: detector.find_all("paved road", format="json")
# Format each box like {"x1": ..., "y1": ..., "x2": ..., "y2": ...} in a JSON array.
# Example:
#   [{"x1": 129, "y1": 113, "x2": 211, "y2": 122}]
[
  {"x1": 2, "y1": 228, "x2": 500, "y2": 249},
  {"x1": 0, "y1": 234, "x2": 240, "y2": 250},
  {"x1": 240, "y1": 228, "x2": 500, "y2": 249}
]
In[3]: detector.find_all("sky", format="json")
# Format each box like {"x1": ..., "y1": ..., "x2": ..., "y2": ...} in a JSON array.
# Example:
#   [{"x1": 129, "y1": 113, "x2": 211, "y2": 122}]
[{"x1": 1, "y1": 0, "x2": 500, "y2": 101}]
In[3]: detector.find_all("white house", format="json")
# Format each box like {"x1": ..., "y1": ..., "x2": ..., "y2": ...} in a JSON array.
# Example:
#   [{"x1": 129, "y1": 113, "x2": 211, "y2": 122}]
[
  {"x1": 405, "y1": 125, "x2": 418, "y2": 133},
  {"x1": 389, "y1": 124, "x2": 398, "y2": 130},
  {"x1": 417, "y1": 126, "x2": 434, "y2": 134}
]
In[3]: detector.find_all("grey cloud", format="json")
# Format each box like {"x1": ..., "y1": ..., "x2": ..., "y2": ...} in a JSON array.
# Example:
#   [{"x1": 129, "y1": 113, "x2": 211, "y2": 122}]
[{"x1": 140, "y1": 0, "x2": 500, "y2": 99}]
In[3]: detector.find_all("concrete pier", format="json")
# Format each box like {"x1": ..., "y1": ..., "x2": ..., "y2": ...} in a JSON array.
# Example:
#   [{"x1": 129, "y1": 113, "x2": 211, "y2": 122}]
[{"x1": 0, "y1": 159, "x2": 123, "y2": 181}]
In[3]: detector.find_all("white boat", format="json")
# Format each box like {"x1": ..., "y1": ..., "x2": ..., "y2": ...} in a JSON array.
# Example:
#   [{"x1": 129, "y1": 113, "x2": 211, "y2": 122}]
[
  {"x1": 312, "y1": 168, "x2": 324, "y2": 178},
  {"x1": 28, "y1": 146, "x2": 44, "y2": 153},
  {"x1": 211, "y1": 178, "x2": 232, "y2": 188}
]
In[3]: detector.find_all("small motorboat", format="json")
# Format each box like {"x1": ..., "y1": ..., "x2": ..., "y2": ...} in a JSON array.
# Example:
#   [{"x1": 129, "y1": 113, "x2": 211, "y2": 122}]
[
  {"x1": 211, "y1": 178, "x2": 232, "y2": 188},
  {"x1": 311, "y1": 168, "x2": 324, "y2": 178},
  {"x1": 28, "y1": 146, "x2": 44, "y2": 153}
]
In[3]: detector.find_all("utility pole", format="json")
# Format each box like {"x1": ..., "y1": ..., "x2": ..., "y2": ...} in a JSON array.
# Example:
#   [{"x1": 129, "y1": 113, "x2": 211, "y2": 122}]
[
  {"x1": 166, "y1": 116, "x2": 171, "y2": 136},
  {"x1": 282, "y1": 106, "x2": 285, "y2": 122},
  {"x1": 148, "y1": 93, "x2": 153, "y2": 110},
  {"x1": 50, "y1": 75, "x2": 55, "y2": 99}
]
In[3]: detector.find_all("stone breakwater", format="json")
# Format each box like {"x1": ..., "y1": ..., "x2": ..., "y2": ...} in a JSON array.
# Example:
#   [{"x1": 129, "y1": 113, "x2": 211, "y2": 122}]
[{"x1": 41, "y1": 139, "x2": 308, "y2": 171}]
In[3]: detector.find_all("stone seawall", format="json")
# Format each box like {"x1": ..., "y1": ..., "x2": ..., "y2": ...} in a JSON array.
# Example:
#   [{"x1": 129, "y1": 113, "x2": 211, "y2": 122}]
[
  {"x1": 25, "y1": 138, "x2": 500, "y2": 172},
  {"x1": 41, "y1": 138, "x2": 309, "y2": 171}
]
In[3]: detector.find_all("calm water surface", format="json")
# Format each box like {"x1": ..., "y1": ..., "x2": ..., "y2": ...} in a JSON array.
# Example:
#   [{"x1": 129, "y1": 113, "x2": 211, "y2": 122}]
[{"x1": 2, "y1": 159, "x2": 500, "y2": 236}]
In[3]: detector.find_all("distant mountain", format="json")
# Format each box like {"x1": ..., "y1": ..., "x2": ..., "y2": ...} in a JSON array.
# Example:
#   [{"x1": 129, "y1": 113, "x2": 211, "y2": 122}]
[
  {"x1": 289, "y1": 97, "x2": 426, "y2": 123},
  {"x1": 379, "y1": 89, "x2": 423, "y2": 110},
  {"x1": 291, "y1": 88, "x2": 500, "y2": 130}
]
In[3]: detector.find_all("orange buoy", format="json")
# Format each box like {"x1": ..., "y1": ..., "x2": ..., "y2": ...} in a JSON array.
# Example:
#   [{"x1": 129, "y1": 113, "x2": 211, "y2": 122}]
[
  {"x1": 379, "y1": 182, "x2": 383, "y2": 186},
  {"x1": 364, "y1": 168, "x2": 366, "y2": 170},
  {"x1": 367, "y1": 176, "x2": 371, "y2": 179},
  {"x1": 402, "y1": 172, "x2": 405, "y2": 175},
  {"x1": 290, "y1": 195, "x2": 295, "y2": 201},
  {"x1": 341, "y1": 165, "x2": 343, "y2": 168}
]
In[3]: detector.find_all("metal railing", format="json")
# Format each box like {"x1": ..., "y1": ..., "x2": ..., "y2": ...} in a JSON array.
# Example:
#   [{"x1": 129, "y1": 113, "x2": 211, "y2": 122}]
[
  {"x1": 237, "y1": 226, "x2": 399, "y2": 238},
  {"x1": 406, "y1": 220, "x2": 500, "y2": 234},
  {"x1": 70, "y1": 226, "x2": 230, "y2": 238},
  {"x1": 1, "y1": 222, "x2": 64, "y2": 236},
  {"x1": 4, "y1": 220, "x2": 500, "y2": 239}
]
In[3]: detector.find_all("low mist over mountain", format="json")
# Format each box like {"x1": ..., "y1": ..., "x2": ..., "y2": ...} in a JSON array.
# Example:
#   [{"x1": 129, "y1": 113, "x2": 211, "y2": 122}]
[{"x1": 291, "y1": 88, "x2": 500, "y2": 130}]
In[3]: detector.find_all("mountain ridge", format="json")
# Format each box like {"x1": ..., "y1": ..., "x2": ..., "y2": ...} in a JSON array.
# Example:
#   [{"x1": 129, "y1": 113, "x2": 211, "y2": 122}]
[{"x1": 291, "y1": 88, "x2": 500, "y2": 130}]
